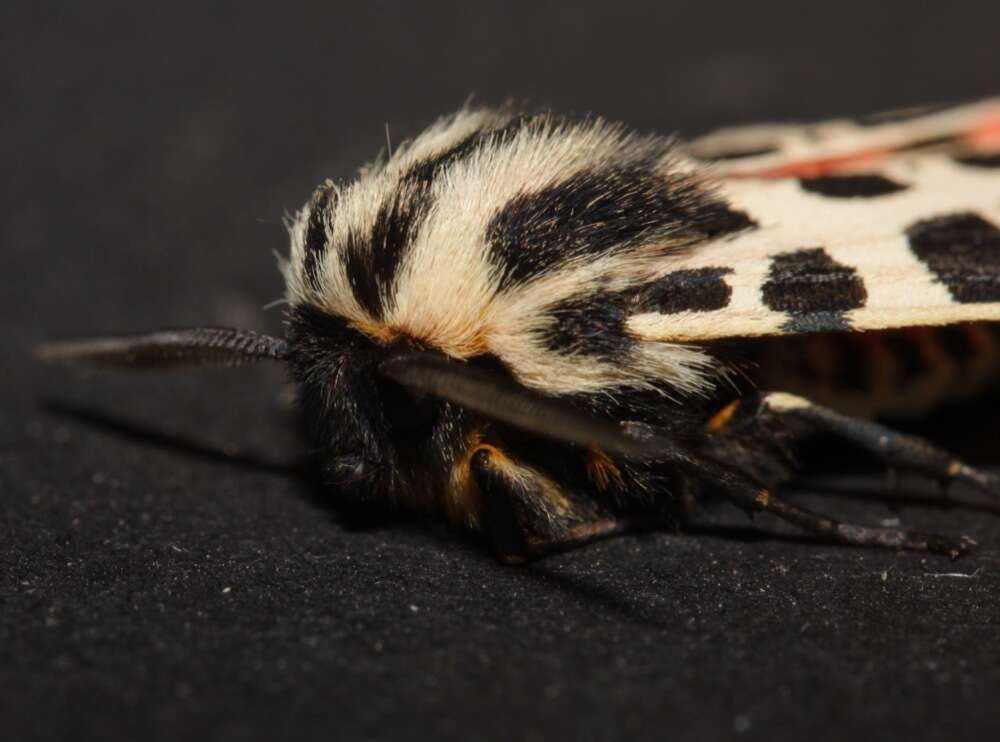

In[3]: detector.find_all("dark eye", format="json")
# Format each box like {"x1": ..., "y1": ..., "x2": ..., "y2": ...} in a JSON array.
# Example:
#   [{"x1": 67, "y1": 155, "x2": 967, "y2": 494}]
[
  {"x1": 325, "y1": 453, "x2": 390, "y2": 512},
  {"x1": 326, "y1": 455, "x2": 375, "y2": 485}
]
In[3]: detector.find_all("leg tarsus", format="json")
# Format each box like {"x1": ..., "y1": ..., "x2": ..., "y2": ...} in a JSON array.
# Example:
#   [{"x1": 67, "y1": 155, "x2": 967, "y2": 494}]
[
  {"x1": 725, "y1": 485, "x2": 977, "y2": 558},
  {"x1": 751, "y1": 392, "x2": 1000, "y2": 500}
]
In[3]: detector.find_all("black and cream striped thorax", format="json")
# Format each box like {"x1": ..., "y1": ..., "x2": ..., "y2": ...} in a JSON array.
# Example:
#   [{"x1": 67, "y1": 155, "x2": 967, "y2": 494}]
[{"x1": 285, "y1": 109, "x2": 755, "y2": 400}]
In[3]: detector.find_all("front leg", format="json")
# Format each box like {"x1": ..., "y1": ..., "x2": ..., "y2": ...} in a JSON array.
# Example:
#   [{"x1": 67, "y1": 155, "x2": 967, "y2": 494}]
[{"x1": 470, "y1": 447, "x2": 630, "y2": 563}]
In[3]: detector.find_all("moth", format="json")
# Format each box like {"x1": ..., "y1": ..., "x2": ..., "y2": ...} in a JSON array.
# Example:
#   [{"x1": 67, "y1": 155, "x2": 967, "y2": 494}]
[{"x1": 39, "y1": 100, "x2": 1000, "y2": 562}]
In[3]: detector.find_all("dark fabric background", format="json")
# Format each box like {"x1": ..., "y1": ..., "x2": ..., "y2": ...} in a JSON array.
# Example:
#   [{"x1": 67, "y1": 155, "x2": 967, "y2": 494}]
[{"x1": 3, "y1": 2, "x2": 1000, "y2": 740}]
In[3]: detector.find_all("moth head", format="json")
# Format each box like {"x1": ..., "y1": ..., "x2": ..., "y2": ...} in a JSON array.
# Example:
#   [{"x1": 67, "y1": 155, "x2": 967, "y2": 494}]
[{"x1": 283, "y1": 303, "x2": 456, "y2": 507}]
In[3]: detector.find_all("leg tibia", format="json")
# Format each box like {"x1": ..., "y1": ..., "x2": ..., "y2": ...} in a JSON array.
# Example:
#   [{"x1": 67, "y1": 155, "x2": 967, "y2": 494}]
[{"x1": 470, "y1": 448, "x2": 625, "y2": 563}]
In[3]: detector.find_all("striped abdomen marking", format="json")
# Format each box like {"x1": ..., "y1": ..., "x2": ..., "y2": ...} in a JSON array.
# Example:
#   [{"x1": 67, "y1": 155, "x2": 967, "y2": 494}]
[{"x1": 746, "y1": 323, "x2": 1000, "y2": 418}]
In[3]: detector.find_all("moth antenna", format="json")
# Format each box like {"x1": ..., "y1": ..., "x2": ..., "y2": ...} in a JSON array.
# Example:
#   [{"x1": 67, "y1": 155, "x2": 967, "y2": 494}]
[
  {"x1": 35, "y1": 328, "x2": 288, "y2": 369},
  {"x1": 379, "y1": 350, "x2": 676, "y2": 461}
]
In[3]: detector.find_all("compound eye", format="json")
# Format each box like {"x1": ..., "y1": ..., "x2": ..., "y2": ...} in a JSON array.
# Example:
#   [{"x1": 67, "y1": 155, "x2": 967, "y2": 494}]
[{"x1": 327, "y1": 455, "x2": 375, "y2": 484}]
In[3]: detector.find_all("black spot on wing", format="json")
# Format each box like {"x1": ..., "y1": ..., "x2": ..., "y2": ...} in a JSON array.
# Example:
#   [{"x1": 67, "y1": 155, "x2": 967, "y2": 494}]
[
  {"x1": 636, "y1": 267, "x2": 733, "y2": 314},
  {"x1": 906, "y1": 213, "x2": 1000, "y2": 303},
  {"x1": 487, "y1": 163, "x2": 755, "y2": 291},
  {"x1": 954, "y1": 153, "x2": 1000, "y2": 169},
  {"x1": 780, "y1": 312, "x2": 852, "y2": 333},
  {"x1": 762, "y1": 248, "x2": 867, "y2": 333},
  {"x1": 303, "y1": 183, "x2": 337, "y2": 291},
  {"x1": 799, "y1": 174, "x2": 908, "y2": 198},
  {"x1": 541, "y1": 291, "x2": 634, "y2": 362}
]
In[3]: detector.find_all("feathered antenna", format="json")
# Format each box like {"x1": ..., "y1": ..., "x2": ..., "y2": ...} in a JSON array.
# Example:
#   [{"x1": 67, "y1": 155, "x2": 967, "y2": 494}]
[
  {"x1": 37, "y1": 329, "x2": 688, "y2": 462},
  {"x1": 35, "y1": 328, "x2": 288, "y2": 369}
]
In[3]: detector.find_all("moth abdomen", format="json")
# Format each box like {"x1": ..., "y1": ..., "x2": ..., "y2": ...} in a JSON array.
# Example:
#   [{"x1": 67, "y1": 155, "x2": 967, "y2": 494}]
[{"x1": 744, "y1": 323, "x2": 1000, "y2": 418}]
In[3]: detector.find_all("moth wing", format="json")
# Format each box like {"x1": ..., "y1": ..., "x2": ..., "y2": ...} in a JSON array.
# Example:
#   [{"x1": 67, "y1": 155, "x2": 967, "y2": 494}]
[
  {"x1": 633, "y1": 118, "x2": 1000, "y2": 343},
  {"x1": 683, "y1": 98, "x2": 1000, "y2": 178}
]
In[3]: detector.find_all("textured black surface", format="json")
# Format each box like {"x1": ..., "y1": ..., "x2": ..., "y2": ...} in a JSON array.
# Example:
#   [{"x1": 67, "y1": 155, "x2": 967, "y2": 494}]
[{"x1": 4, "y1": 1, "x2": 1000, "y2": 740}]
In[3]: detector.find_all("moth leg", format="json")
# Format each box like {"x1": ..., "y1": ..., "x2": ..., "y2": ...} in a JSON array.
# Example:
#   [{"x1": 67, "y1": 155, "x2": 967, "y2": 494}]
[
  {"x1": 720, "y1": 483, "x2": 977, "y2": 558},
  {"x1": 730, "y1": 392, "x2": 1000, "y2": 498},
  {"x1": 470, "y1": 447, "x2": 628, "y2": 563}
]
